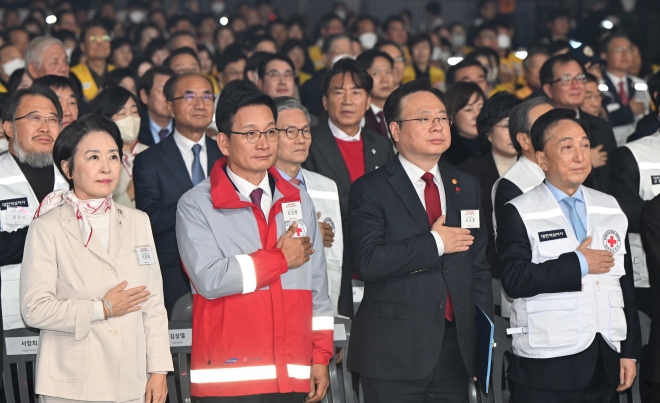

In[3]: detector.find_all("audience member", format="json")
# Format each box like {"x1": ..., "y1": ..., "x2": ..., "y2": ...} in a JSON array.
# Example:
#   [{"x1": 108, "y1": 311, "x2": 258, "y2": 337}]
[
  {"x1": 137, "y1": 65, "x2": 175, "y2": 145},
  {"x1": 443, "y1": 81, "x2": 487, "y2": 165}
]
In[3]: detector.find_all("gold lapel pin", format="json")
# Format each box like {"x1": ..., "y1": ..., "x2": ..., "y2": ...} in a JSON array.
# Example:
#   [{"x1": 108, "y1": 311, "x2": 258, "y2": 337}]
[{"x1": 452, "y1": 179, "x2": 457, "y2": 184}]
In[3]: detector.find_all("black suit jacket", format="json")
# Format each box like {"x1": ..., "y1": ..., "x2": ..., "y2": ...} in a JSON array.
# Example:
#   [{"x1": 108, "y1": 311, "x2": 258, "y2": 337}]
[
  {"x1": 299, "y1": 69, "x2": 327, "y2": 117},
  {"x1": 601, "y1": 73, "x2": 636, "y2": 128},
  {"x1": 303, "y1": 119, "x2": 394, "y2": 317},
  {"x1": 640, "y1": 195, "x2": 660, "y2": 383},
  {"x1": 364, "y1": 108, "x2": 388, "y2": 138},
  {"x1": 347, "y1": 157, "x2": 494, "y2": 380},
  {"x1": 497, "y1": 193, "x2": 642, "y2": 390},
  {"x1": 459, "y1": 152, "x2": 500, "y2": 277},
  {"x1": 628, "y1": 114, "x2": 660, "y2": 143},
  {"x1": 580, "y1": 110, "x2": 618, "y2": 194},
  {"x1": 133, "y1": 134, "x2": 222, "y2": 314},
  {"x1": 137, "y1": 116, "x2": 175, "y2": 146}
]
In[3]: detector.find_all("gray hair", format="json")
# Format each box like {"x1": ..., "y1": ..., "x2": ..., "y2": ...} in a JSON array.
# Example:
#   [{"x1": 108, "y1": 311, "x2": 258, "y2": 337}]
[
  {"x1": 273, "y1": 96, "x2": 311, "y2": 124},
  {"x1": 25, "y1": 37, "x2": 65, "y2": 70},
  {"x1": 508, "y1": 96, "x2": 553, "y2": 154}
]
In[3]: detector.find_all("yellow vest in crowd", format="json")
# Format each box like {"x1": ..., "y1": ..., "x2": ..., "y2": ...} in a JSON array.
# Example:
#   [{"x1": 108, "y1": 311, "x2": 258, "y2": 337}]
[
  {"x1": 402, "y1": 64, "x2": 446, "y2": 88},
  {"x1": 70, "y1": 63, "x2": 116, "y2": 101}
]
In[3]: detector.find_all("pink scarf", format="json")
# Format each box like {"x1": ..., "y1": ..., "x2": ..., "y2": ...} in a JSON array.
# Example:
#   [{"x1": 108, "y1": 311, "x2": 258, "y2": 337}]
[{"x1": 35, "y1": 190, "x2": 113, "y2": 247}]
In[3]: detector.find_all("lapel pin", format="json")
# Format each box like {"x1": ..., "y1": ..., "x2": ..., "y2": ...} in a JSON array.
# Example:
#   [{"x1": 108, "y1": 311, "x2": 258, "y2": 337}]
[
  {"x1": 455, "y1": 186, "x2": 461, "y2": 194},
  {"x1": 372, "y1": 149, "x2": 376, "y2": 154},
  {"x1": 117, "y1": 208, "x2": 123, "y2": 215},
  {"x1": 451, "y1": 179, "x2": 457, "y2": 184}
]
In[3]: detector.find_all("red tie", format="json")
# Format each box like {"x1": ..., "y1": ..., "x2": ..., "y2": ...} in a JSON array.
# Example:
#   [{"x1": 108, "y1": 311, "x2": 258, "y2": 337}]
[
  {"x1": 618, "y1": 81, "x2": 629, "y2": 106},
  {"x1": 421, "y1": 172, "x2": 454, "y2": 321}
]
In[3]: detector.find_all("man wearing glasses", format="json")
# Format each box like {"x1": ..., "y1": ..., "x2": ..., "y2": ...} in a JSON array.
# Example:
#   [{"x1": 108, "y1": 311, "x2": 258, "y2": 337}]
[
  {"x1": 70, "y1": 22, "x2": 115, "y2": 101},
  {"x1": 0, "y1": 87, "x2": 69, "y2": 332},
  {"x1": 258, "y1": 53, "x2": 296, "y2": 99},
  {"x1": 133, "y1": 73, "x2": 222, "y2": 314},
  {"x1": 176, "y1": 91, "x2": 333, "y2": 403},
  {"x1": 347, "y1": 79, "x2": 492, "y2": 402},
  {"x1": 540, "y1": 53, "x2": 617, "y2": 194}
]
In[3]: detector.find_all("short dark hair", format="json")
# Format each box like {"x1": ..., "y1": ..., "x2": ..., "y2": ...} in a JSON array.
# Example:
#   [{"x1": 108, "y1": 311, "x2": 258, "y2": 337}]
[
  {"x1": 599, "y1": 33, "x2": 631, "y2": 55},
  {"x1": 163, "y1": 47, "x2": 201, "y2": 69},
  {"x1": 382, "y1": 16, "x2": 404, "y2": 33},
  {"x1": 322, "y1": 57, "x2": 373, "y2": 96},
  {"x1": 523, "y1": 46, "x2": 549, "y2": 70},
  {"x1": 584, "y1": 72, "x2": 598, "y2": 84},
  {"x1": 466, "y1": 46, "x2": 500, "y2": 66},
  {"x1": 281, "y1": 38, "x2": 306, "y2": 56},
  {"x1": 508, "y1": 96, "x2": 553, "y2": 154},
  {"x1": 2, "y1": 86, "x2": 63, "y2": 123},
  {"x1": 322, "y1": 34, "x2": 350, "y2": 56},
  {"x1": 530, "y1": 107, "x2": 590, "y2": 152},
  {"x1": 351, "y1": 15, "x2": 378, "y2": 35},
  {"x1": 383, "y1": 78, "x2": 445, "y2": 129},
  {"x1": 144, "y1": 37, "x2": 168, "y2": 62},
  {"x1": 79, "y1": 21, "x2": 108, "y2": 44},
  {"x1": 245, "y1": 51, "x2": 271, "y2": 75},
  {"x1": 425, "y1": 1, "x2": 442, "y2": 16},
  {"x1": 217, "y1": 47, "x2": 247, "y2": 73},
  {"x1": 375, "y1": 39, "x2": 405, "y2": 58},
  {"x1": 111, "y1": 37, "x2": 132, "y2": 57},
  {"x1": 318, "y1": 13, "x2": 343, "y2": 33},
  {"x1": 163, "y1": 73, "x2": 213, "y2": 101},
  {"x1": 356, "y1": 49, "x2": 394, "y2": 70},
  {"x1": 249, "y1": 34, "x2": 276, "y2": 52},
  {"x1": 257, "y1": 53, "x2": 295, "y2": 80},
  {"x1": 102, "y1": 68, "x2": 136, "y2": 90},
  {"x1": 444, "y1": 81, "x2": 485, "y2": 117},
  {"x1": 53, "y1": 114, "x2": 123, "y2": 188},
  {"x1": 167, "y1": 16, "x2": 195, "y2": 33},
  {"x1": 89, "y1": 86, "x2": 141, "y2": 119},
  {"x1": 218, "y1": 79, "x2": 260, "y2": 102},
  {"x1": 215, "y1": 91, "x2": 277, "y2": 135},
  {"x1": 546, "y1": 40, "x2": 571, "y2": 55},
  {"x1": 446, "y1": 59, "x2": 488, "y2": 86},
  {"x1": 476, "y1": 92, "x2": 521, "y2": 138},
  {"x1": 31, "y1": 75, "x2": 79, "y2": 100},
  {"x1": 472, "y1": 21, "x2": 497, "y2": 43},
  {"x1": 408, "y1": 34, "x2": 433, "y2": 52},
  {"x1": 539, "y1": 53, "x2": 586, "y2": 86},
  {"x1": 137, "y1": 65, "x2": 175, "y2": 99}
]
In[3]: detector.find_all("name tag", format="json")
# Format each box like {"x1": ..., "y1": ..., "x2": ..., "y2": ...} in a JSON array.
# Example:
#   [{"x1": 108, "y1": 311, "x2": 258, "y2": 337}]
[
  {"x1": 282, "y1": 201, "x2": 303, "y2": 221},
  {"x1": 0, "y1": 197, "x2": 28, "y2": 210},
  {"x1": 538, "y1": 229, "x2": 567, "y2": 242},
  {"x1": 168, "y1": 329, "x2": 192, "y2": 347},
  {"x1": 460, "y1": 210, "x2": 480, "y2": 228},
  {"x1": 5, "y1": 336, "x2": 39, "y2": 355},
  {"x1": 652, "y1": 175, "x2": 660, "y2": 185},
  {"x1": 6, "y1": 207, "x2": 32, "y2": 225},
  {"x1": 135, "y1": 246, "x2": 156, "y2": 265}
]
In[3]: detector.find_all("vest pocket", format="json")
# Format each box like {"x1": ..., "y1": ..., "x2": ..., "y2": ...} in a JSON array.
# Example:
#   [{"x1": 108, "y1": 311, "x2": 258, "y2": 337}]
[
  {"x1": 48, "y1": 332, "x2": 89, "y2": 382},
  {"x1": 606, "y1": 292, "x2": 627, "y2": 342},
  {"x1": 526, "y1": 296, "x2": 579, "y2": 348}
]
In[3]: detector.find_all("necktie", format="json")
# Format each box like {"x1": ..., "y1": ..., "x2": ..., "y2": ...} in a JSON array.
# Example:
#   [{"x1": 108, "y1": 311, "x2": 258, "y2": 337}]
[
  {"x1": 250, "y1": 188, "x2": 264, "y2": 211},
  {"x1": 562, "y1": 197, "x2": 586, "y2": 242},
  {"x1": 158, "y1": 128, "x2": 169, "y2": 141},
  {"x1": 191, "y1": 144, "x2": 204, "y2": 186},
  {"x1": 421, "y1": 172, "x2": 454, "y2": 321},
  {"x1": 376, "y1": 111, "x2": 388, "y2": 137},
  {"x1": 289, "y1": 178, "x2": 302, "y2": 186},
  {"x1": 618, "y1": 81, "x2": 629, "y2": 106}
]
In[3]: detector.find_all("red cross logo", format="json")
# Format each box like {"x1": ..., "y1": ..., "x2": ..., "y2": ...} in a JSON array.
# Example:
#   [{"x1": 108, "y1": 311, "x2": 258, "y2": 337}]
[
  {"x1": 295, "y1": 226, "x2": 303, "y2": 237},
  {"x1": 607, "y1": 235, "x2": 617, "y2": 248}
]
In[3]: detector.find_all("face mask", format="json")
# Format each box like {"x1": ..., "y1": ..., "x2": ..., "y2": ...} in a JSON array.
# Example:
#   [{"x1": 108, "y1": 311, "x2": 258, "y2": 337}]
[
  {"x1": 335, "y1": 9, "x2": 347, "y2": 20},
  {"x1": 128, "y1": 10, "x2": 147, "y2": 24},
  {"x1": 65, "y1": 48, "x2": 73, "y2": 61},
  {"x1": 331, "y1": 54, "x2": 354, "y2": 66},
  {"x1": 0, "y1": 138, "x2": 8, "y2": 154},
  {"x1": 115, "y1": 116, "x2": 141, "y2": 143},
  {"x1": 431, "y1": 47, "x2": 444, "y2": 61},
  {"x1": 211, "y1": 2, "x2": 225, "y2": 14},
  {"x1": 487, "y1": 66, "x2": 499, "y2": 84},
  {"x1": 497, "y1": 33, "x2": 511, "y2": 49},
  {"x1": 3, "y1": 58, "x2": 25, "y2": 77},
  {"x1": 451, "y1": 33, "x2": 466, "y2": 48},
  {"x1": 359, "y1": 32, "x2": 378, "y2": 50}
]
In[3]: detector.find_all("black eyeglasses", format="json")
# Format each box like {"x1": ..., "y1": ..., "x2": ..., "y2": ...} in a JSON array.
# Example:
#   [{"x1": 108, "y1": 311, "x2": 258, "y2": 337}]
[
  {"x1": 14, "y1": 114, "x2": 61, "y2": 126},
  {"x1": 231, "y1": 129, "x2": 279, "y2": 143},
  {"x1": 396, "y1": 115, "x2": 453, "y2": 127},
  {"x1": 280, "y1": 126, "x2": 311, "y2": 139},
  {"x1": 169, "y1": 93, "x2": 215, "y2": 104}
]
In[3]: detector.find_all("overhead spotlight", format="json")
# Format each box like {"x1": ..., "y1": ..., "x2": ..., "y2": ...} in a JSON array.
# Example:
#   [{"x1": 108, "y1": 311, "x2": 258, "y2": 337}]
[
  {"x1": 219, "y1": 17, "x2": 228, "y2": 26},
  {"x1": 46, "y1": 15, "x2": 57, "y2": 24},
  {"x1": 514, "y1": 50, "x2": 528, "y2": 60},
  {"x1": 634, "y1": 83, "x2": 648, "y2": 91},
  {"x1": 600, "y1": 20, "x2": 614, "y2": 30},
  {"x1": 447, "y1": 57, "x2": 463, "y2": 66},
  {"x1": 598, "y1": 84, "x2": 609, "y2": 92}
]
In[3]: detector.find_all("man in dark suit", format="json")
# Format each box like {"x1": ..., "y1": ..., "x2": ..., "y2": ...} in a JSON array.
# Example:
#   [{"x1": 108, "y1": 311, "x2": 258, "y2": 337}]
[
  {"x1": 540, "y1": 53, "x2": 617, "y2": 193},
  {"x1": 640, "y1": 195, "x2": 660, "y2": 399},
  {"x1": 303, "y1": 58, "x2": 394, "y2": 318},
  {"x1": 356, "y1": 49, "x2": 397, "y2": 139},
  {"x1": 137, "y1": 65, "x2": 176, "y2": 146},
  {"x1": 347, "y1": 79, "x2": 493, "y2": 402},
  {"x1": 134, "y1": 73, "x2": 222, "y2": 314},
  {"x1": 497, "y1": 109, "x2": 641, "y2": 402}
]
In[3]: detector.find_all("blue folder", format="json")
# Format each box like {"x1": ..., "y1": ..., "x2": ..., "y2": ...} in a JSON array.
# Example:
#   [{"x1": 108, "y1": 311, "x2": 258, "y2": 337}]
[{"x1": 475, "y1": 302, "x2": 494, "y2": 394}]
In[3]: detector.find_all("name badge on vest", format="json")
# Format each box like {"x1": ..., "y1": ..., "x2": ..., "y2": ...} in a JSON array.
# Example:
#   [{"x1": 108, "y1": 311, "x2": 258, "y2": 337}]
[
  {"x1": 651, "y1": 175, "x2": 660, "y2": 185},
  {"x1": 538, "y1": 229, "x2": 567, "y2": 242},
  {"x1": 460, "y1": 210, "x2": 480, "y2": 228},
  {"x1": 0, "y1": 197, "x2": 28, "y2": 210},
  {"x1": 283, "y1": 201, "x2": 306, "y2": 238},
  {"x1": 135, "y1": 246, "x2": 156, "y2": 265},
  {"x1": 5, "y1": 206, "x2": 32, "y2": 225}
]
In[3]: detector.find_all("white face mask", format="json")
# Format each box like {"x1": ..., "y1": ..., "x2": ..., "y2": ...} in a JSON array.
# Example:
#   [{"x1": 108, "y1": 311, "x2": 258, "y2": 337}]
[
  {"x1": 3, "y1": 58, "x2": 25, "y2": 77},
  {"x1": 65, "y1": 48, "x2": 74, "y2": 61},
  {"x1": 211, "y1": 2, "x2": 226, "y2": 14},
  {"x1": 128, "y1": 10, "x2": 147, "y2": 24},
  {"x1": 0, "y1": 138, "x2": 8, "y2": 154},
  {"x1": 431, "y1": 47, "x2": 444, "y2": 61},
  {"x1": 451, "y1": 33, "x2": 466, "y2": 48},
  {"x1": 487, "y1": 65, "x2": 499, "y2": 84},
  {"x1": 359, "y1": 32, "x2": 378, "y2": 50},
  {"x1": 497, "y1": 33, "x2": 511, "y2": 50},
  {"x1": 115, "y1": 116, "x2": 141, "y2": 144},
  {"x1": 331, "y1": 54, "x2": 354, "y2": 66},
  {"x1": 335, "y1": 9, "x2": 347, "y2": 20}
]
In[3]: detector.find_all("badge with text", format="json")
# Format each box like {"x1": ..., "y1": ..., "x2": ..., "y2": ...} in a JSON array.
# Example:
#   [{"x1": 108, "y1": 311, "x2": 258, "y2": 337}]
[
  {"x1": 538, "y1": 229, "x2": 568, "y2": 242},
  {"x1": 460, "y1": 210, "x2": 480, "y2": 228},
  {"x1": 6, "y1": 207, "x2": 33, "y2": 225},
  {"x1": 286, "y1": 219, "x2": 308, "y2": 238},
  {"x1": 652, "y1": 175, "x2": 660, "y2": 185},
  {"x1": 282, "y1": 201, "x2": 303, "y2": 221},
  {"x1": 602, "y1": 229, "x2": 622, "y2": 253},
  {"x1": 135, "y1": 246, "x2": 156, "y2": 265},
  {"x1": 0, "y1": 197, "x2": 28, "y2": 210}
]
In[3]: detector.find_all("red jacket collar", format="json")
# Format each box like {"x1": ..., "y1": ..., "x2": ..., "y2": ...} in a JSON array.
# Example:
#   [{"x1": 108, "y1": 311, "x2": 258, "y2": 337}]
[{"x1": 210, "y1": 156, "x2": 300, "y2": 209}]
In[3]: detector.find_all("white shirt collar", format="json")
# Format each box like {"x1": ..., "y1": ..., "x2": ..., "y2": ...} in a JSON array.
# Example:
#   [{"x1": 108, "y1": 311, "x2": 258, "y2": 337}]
[
  {"x1": 370, "y1": 104, "x2": 383, "y2": 117},
  {"x1": 398, "y1": 154, "x2": 441, "y2": 184},
  {"x1": 173, "y1": 129, "x2": 206, "y2": 151},
  {"x1": 328, "y1": 118, "x2": 361, "y2": 142},
  {"x1": 226, "y1": 165, "x2": 272, "y2": 201},
  {"x1": 605, "y1": 71, "x2": 627, "y2": 89}
]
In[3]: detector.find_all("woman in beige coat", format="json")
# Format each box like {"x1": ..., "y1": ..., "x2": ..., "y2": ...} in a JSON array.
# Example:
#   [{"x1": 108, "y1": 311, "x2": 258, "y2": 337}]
[{"x1": 20, "y1": 114, "x2": 173, "y2": 403}]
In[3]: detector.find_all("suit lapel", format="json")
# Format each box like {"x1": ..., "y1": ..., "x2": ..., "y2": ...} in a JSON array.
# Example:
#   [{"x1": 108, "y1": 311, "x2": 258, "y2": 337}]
[
  {"x1": 160, "y1": 135, "x2": 193, "y2": 191},
  {"x1": 386, "y1": 158, "x2": 430, "y2": 232},
  {"x1": 314, "y1": 121, "x2": 352, "y2": 193},
  {"x1": 60, "y1": 206, "x2": 116, "y2": 268}
]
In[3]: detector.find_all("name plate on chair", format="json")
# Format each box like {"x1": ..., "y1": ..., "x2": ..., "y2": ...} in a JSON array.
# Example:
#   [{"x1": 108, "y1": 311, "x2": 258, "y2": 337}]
[
  {"x1": 5, "y1": 336, "x2": 39, "y2": 355},
  {"x1": 169, "y1": 329, "x2": 192, "y2": 347},
  {"x1": 333, "y1": 324, "x2": 346, "y2": 341}
]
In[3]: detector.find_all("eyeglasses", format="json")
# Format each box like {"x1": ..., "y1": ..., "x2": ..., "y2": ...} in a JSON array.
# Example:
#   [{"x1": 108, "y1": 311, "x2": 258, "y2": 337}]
[
  {"x1": 264, "y1": 70, "x2": 294, "y2": 81},
  {"x1": 550, "y1": 74, "x2": 587, "y2": 86},
  {"x1": 170, "y1": 93, "x2": 215, "y2": 104},
  {"x1": 493, "y1": 123, "x2": 509, "y2": 129},
  {"x1": 280, "y1": 126, "x2": 311, "y2": 139},
  {"x1": 231, "y1": 129, "x2": 279, "y2": 143},
  {"x1": 14, "y1": 114, "x2": 61, "y2": 126},
  {"x1": 396, "y1": 115, "x2": 453, "y2": 127},
  {"x1": 394, "y1": 56, "x2": 405, "y2": 63},
  {"x1": 88, "y1": 35, "x2": 111, "y2": 43},
  {"x1": 584, "y1": 93, "x2": 602, "y2": 101}
]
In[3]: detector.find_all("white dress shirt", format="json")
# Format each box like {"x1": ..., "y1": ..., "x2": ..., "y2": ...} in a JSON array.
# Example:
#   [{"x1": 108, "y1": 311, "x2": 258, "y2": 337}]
[
  {"x1": 328, "y1": 118, "x2": 361, "y2": 142},
  {"x1": 398, "y1": 154, "x2": 446, "y2": 256},
  {"x1": 226, "y1": 166, "x2": 273, "y2": 221},
  {"x1": 173, "y1": 130, "x2": 208, "y2": 180},
  {"x1": 606, "y1": 70, "x2": 628, "y2": 99}
]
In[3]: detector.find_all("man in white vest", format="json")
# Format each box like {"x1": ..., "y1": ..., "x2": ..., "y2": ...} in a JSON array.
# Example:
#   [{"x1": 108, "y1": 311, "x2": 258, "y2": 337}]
[
  {"x1": 492, "y1": 96, "x2": 553, "y2": 317},
  {"x1": 496, "y1": 108, "x2": 641, "y2": 402},
  {"x1": 273, "y1": 96, "x2": 343, "y2": 315},
  {"x1": 609, "y1": 128, "x2": 660, "y2": 317},
  {"x1": 0, "y1": 87, "x2": 69, "y2": 330}
]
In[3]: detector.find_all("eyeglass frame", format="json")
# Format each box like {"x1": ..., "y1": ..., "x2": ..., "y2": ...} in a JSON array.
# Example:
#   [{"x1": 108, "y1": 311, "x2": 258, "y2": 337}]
[
  {"x1": 279, "y1": 126, "x2": 312, "y2": 139},
  {"x1": 169, "y1": 93, "x2": 216, "y2": 103},
  {"x1": 13, "y1": 113, "x2": 62, "y2": 126},
  {"x1": 88, "y1": 35, "x2": 112, "y2": 43},
  {"x1": 549, "y1": 74, "x2": 588, "y2": 86},
  {"x1": 395, "y1": 115, "x2": 453, "y2": 127},
  {"x1": 264, "y1": 70, "x2": 294, "y2": 81},
  {"x1": 230, "y1": 129, "x2": 280, "y2": 143}
]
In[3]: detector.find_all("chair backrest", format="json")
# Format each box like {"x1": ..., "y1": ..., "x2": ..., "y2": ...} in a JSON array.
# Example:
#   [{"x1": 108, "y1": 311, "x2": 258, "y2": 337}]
[
  {"x1": 170, "y1": 293, "x2": 193, "y2": 323},
  {"x1": 3, "y1": 327, "x2": 40, "y2": 403}
]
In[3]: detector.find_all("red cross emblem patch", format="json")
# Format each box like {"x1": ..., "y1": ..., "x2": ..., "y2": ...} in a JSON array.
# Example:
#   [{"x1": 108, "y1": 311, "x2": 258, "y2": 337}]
[
  {"x1": 602, "y1": 229, "x2": 621, "y2": 253},
  {"x1": 286, "y1": 219, "x2": 308, "y2": 238}
]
